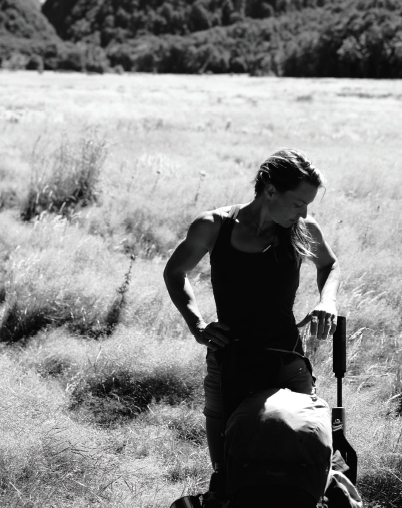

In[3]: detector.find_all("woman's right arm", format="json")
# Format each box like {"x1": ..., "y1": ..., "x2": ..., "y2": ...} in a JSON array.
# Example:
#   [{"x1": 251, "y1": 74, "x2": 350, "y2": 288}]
[{"x1": 163, "y1": 211, "x2": 230, "y2": 350}]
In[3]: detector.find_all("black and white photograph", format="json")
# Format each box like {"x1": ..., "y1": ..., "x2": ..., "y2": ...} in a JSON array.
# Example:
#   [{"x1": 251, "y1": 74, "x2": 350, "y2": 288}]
[{"x1": 0, "y1": 1, "x2": 401, "y2": 507}]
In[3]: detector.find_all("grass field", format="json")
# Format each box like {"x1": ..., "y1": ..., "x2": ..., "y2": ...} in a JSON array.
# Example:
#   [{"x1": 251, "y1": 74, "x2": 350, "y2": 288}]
[{"x1": 0, "y1": 70, "x2": 401, "y2": 507}]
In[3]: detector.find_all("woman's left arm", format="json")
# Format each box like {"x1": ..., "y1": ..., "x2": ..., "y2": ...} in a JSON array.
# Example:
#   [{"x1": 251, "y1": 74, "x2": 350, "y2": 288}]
[{"x1": 297, "y1": 217, "x2": 340, "y2": 340}]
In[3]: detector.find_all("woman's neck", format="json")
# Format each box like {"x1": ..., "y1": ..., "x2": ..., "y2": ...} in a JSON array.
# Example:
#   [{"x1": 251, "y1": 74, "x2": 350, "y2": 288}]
[{"x1": 246, "y1": 198, "x2": 276, "y2": 237}]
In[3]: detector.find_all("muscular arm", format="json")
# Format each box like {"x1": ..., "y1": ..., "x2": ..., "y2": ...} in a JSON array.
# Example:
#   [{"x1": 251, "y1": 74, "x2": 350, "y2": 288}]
[
  {"x1": 163, "y1": 210, "x2": 230, "y2": 350},
  {"x1": 310, "y1": 219, "x2": 340, "y2": 304},
  {"x1": 298, "y1": 217, "x2": 340, "y2": 340}
]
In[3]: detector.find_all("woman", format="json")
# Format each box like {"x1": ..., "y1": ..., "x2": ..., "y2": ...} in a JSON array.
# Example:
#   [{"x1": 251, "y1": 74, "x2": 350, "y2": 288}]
[{"x1": 164, "y1": 148, "x2": 340, "y2": 505}]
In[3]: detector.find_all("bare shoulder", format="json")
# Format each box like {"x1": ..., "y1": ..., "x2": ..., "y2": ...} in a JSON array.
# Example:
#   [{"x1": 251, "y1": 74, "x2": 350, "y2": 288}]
[
  {"x1": 188, "y1": 206, "x2": 231, "y2": 251},
  {"x1": 190, "y1": 207, "x2": 227, "y2": 231},
  {"x1": 304, "y1": 215, "x2": 324, "y2": 241},
  {"x1": 193, "y1": 205, "x2": 232, "y2": 221},
  {"x1": 304, "y1": 215, "x2": 337, "y2": 266}
]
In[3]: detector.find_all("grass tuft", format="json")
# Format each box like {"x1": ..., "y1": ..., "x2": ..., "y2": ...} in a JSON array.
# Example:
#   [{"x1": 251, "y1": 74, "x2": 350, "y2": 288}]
[
  {"x1": 166, "y1": 461, "x2": 206, "y2": 484},
  {"x1": 21, "y1": 130, "x2": 107, "y2": 221},
  {"x1": 166, "y1": 409, "x2": 206, "y2": 445},
  {"x1": 0, "y1": 218, "x2": 131, "y2": 342},
  {"x1": 358, "y1": 469, "x2": 402, "y2": 508},
  {"x1": 0, "y1": 301, "x2": 52, "y2": 342}
]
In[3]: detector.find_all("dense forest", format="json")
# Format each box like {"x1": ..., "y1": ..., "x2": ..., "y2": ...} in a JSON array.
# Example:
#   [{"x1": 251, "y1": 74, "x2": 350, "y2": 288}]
[
  {"x1": 0, "y1": 0, "x2": 401, "y2": 77},
  {"x1": 42, "y1": 0, "x2": 337, "y2": 42}
]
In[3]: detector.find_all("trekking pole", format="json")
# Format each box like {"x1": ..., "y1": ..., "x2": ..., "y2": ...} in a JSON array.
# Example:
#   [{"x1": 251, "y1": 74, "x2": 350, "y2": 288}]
[
  {"x1": 332, "y1": 315, "x2": 347, "y2": 431},
  {"x1": 332, "y1": 316, "x2": 358, "y2": 484}
]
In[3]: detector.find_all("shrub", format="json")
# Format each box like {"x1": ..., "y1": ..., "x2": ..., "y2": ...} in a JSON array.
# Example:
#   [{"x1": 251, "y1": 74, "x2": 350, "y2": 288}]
[
  {"x1": 83, "y1": 43, "x2": 109, "y2": 73},
  {"x1": 107, "y1": 42, "x2": 135, "y2": 71},
  {"x1": 1, "y1": 51, "x2": 28, "y2": 69},
  {"x1": 25, "y1": 53, "x2": 44, "y2": 71},
  {"x1": 57, "y1": 43, "x2": 86, "y2": 71},
  {"x1": 230, "y1": 55, "x2": 248, "y2": 72}
]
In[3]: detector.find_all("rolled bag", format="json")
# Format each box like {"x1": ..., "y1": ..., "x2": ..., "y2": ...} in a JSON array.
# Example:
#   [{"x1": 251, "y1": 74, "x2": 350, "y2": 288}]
[{"x1": 224, "y1": 388, "x2": 333, "y2": 502}]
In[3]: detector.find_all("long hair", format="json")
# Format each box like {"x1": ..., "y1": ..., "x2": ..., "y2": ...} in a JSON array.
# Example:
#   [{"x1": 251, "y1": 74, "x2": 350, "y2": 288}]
[{"x1": 253, "y1": 148, "x2": 324, "y2": 260}]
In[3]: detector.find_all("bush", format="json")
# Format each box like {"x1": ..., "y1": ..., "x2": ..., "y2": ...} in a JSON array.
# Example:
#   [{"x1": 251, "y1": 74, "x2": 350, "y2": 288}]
[
  {"x1": 26, "y1": 53, "x2": 44, "y2": 71},
  {"x1": 84, "y1": 43, "x2": 108, "y2": 73},
  {"x1": 107, "y1": 42, "x2": 135, "y2": 71},
  {"x1": 58, "y1": 43, "x2": 86, "y2": 71},
  {"x1": 42, "y1": 40, "x2": 61, "y2": 69},
  {"x1": 230, "y1": 55, "x2": 248, "y2": 72},
  {"x1": 1, "y1": 51, "x2": 28, "y2": 69}
]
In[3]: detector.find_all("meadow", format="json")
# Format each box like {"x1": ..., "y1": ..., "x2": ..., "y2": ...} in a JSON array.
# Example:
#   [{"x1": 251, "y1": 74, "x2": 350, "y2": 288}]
[{"x1": 0, "y1": 70, "x2": 401, "y2": 507}]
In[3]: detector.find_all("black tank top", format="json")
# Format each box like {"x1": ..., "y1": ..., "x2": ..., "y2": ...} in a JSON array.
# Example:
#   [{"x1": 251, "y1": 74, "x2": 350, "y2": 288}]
[{"x1": 210, "y1": 205, "x2": 304, "y2": 354}]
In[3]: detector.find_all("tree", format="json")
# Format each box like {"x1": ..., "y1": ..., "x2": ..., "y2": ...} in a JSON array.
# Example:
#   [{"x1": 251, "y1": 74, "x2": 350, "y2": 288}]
[
  {"x1": 222, "y1": 0, "x2": 234, "y2": 25},
  {"x1": 189, "y1": 2, "x2": 212, "y2": 32}
]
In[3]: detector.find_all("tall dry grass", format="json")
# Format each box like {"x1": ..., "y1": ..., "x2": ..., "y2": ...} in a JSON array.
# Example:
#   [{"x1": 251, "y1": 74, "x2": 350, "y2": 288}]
[{"x1": 0, "y1": 71, "x2": 401, "y2": 507}]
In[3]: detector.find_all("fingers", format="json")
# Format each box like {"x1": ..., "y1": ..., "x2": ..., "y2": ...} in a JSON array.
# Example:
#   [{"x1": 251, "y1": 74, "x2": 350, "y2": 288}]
[
  {"x1": 297, "y1": 311, "x2": 337, "y2": 340},
  {"x1": 317, "y1": 311, "x2": 326, "y2": 339},
  {"x1": 309, "y1": 313, "x2": 318, "y2": 337},
  {"x1": 322, "y1": 315, "x2": 332, "y2": 340},
  {"x1": 310, "y1": 311, "x2": 337, "y2": 340},
  {"x1": 212, "y1": 322, "x2": 230, "y2": 332},
  {"x1": 330, "y1": 316, "x2": 337, "y2": 336},
  {"x1": 197, "y1": 321, "x2": 230, "y2": 350}
]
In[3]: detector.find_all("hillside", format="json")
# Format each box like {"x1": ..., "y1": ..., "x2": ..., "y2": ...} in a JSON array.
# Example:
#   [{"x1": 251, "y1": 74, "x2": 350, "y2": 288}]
[
  {"x1": 41, "y1": 0, "x2": 402, "y2": 78},
  {"x1": 0, "y1": 0, "x2": 401, "y2": 77},
  {"x1": 0, "y1": 0, "x2": 56, "y2": 39},
  {"x1": 0, "y1": 0, "x2": 59, "y2": 69},
  {"x1": 0, "y1": 0, "x2": 108, "y2": 71},
  {"x1": 42, "y1": 0, "x2": 337, "y2": 44},
  {"x1": 40, "y1": 0, "x2": 402, "y2": 77}
]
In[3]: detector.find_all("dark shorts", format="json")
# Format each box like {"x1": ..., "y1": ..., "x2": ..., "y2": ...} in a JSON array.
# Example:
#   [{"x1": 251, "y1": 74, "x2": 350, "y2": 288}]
[{"x1": 203, "y1": 349, "x2": 315, "y2": 419}]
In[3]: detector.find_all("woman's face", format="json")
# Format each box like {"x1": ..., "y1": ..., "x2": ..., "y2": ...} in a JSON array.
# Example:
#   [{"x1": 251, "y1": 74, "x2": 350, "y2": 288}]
[{"x1": 266, "y1": 181, "x2": 318, "y2": 228}]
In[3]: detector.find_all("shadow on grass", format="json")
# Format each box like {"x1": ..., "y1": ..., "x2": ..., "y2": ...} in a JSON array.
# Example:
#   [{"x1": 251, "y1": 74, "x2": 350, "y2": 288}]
[
  {"x1": 0, "y1": 303, "x2": 53, "y2": 342},
  {"x1": 0, "y1": 292, "x2": 126, "y2": 343},
  {"x1": 0, "y1": 257, "x2": 134, "y2": 343},
  {"x1": 38, "y1": 356, "x2": 73, "y2": 377},
  {"x1": 359, "y1": 468, "x2": 402, "y2": 508},
  {"x1": 70, "y1": 366, "x2": 202, "y2": 426}
]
